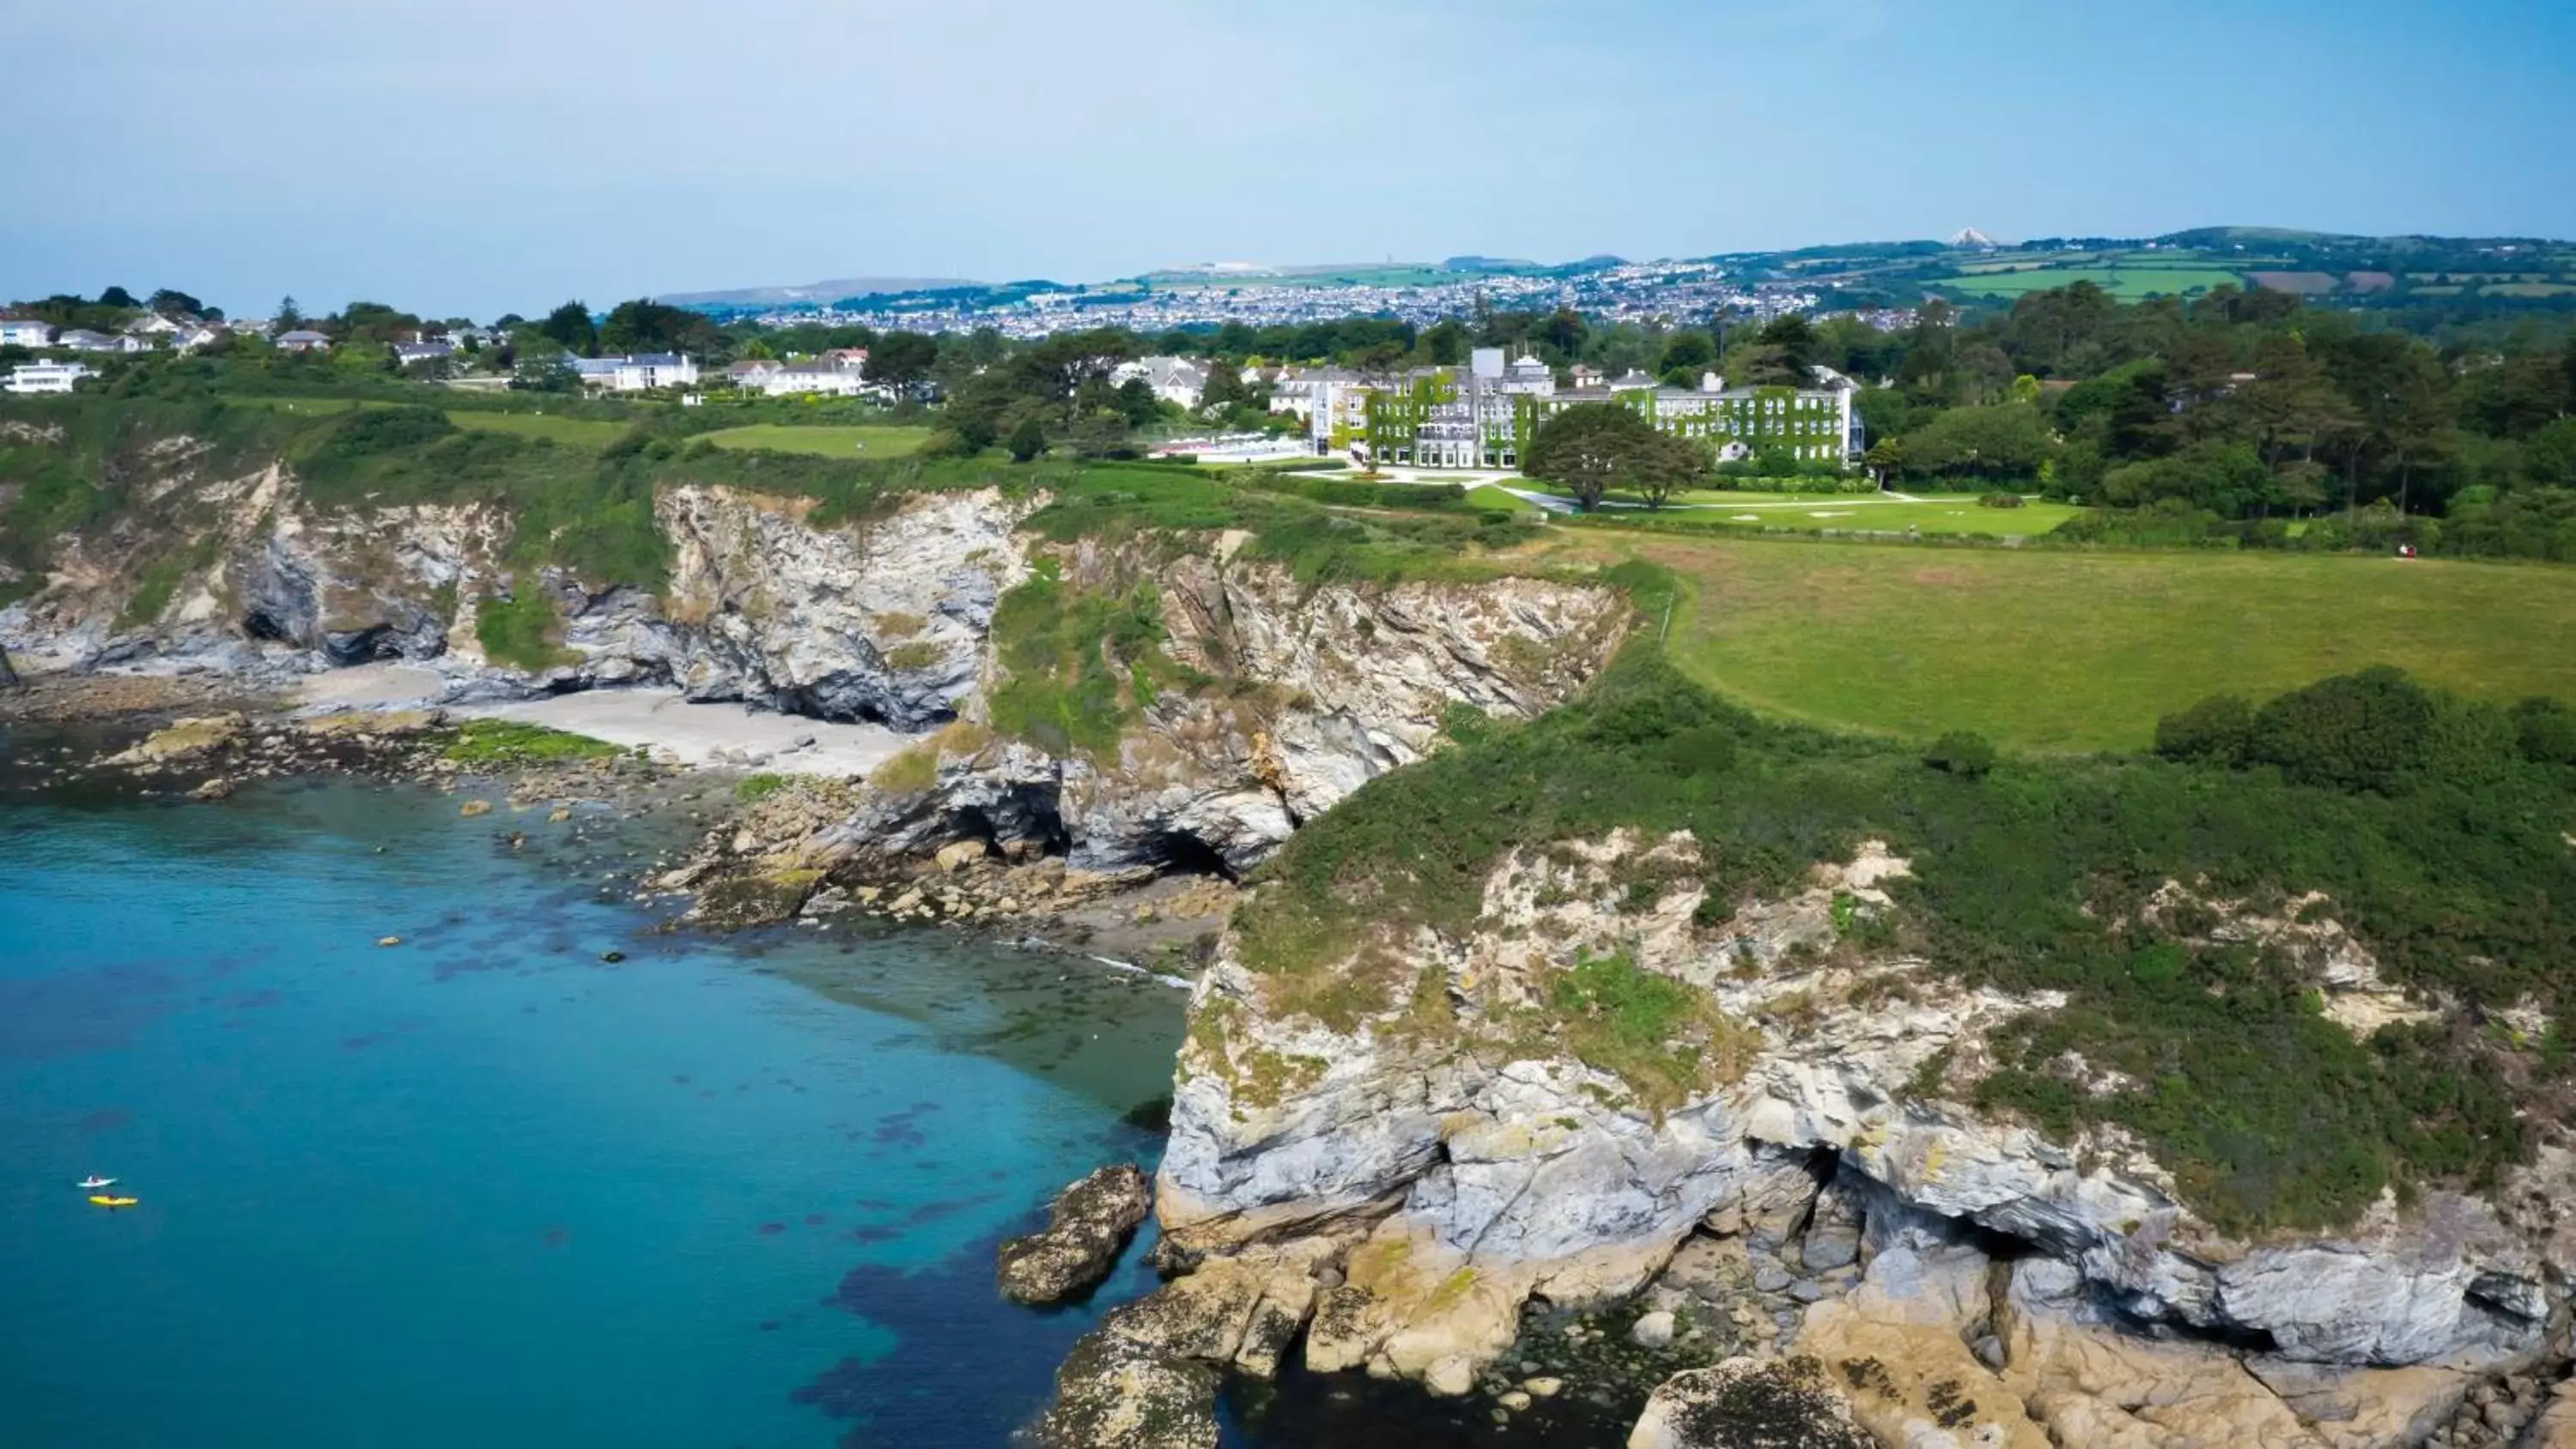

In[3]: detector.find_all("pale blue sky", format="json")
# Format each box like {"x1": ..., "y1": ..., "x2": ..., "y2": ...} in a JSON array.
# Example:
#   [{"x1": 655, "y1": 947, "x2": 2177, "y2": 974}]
[{"x1": 4, "y1": 0, "x2": 2572, "y2": 318}]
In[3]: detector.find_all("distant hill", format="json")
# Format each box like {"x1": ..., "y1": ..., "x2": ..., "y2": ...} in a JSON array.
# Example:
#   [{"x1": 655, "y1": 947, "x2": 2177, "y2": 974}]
[{"x1": 655, "y1": 276, "x2": 980, "y2": 308}]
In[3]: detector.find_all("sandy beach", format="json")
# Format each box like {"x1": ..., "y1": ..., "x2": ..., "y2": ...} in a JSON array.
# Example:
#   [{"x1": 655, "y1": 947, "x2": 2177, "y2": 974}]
[{"x1": 457, "y1": 688, "x2": 908, "y2": 777}]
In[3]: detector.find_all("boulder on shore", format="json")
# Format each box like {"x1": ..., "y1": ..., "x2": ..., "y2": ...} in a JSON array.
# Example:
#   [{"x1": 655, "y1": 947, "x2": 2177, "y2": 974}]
[
  {"x1": 0, "y1": 644, "x2": 17, "y2": 689},
  {"x1": 1627, "y1": 1357, "x2": 1874, "y2": 1449},
  {"x1": 1030, "y1": 1327, "x2": 1218, "y2": 1449},
  {"x1": 999, "y1": 1164, "x2": 1154, "y2": 1306}
]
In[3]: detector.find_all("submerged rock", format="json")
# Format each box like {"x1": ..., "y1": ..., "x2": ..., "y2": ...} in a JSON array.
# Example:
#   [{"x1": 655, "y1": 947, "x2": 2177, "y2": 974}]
[
  {"x1": 998, "y1": 1164, "x2": 1153, "y2": 1306},
  {"x1": 1627, "y1": 1356, "x2": 1873, "y2": 1449}
]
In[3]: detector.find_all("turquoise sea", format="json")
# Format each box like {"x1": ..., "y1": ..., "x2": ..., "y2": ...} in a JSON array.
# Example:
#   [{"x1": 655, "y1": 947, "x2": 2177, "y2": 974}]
[
  {"x1": 0, "y1": 736, "x2": 1636, "y2": 1448},
  {"x1": 0, "y1": 750, "x2": 1182, "y2": 1449}
]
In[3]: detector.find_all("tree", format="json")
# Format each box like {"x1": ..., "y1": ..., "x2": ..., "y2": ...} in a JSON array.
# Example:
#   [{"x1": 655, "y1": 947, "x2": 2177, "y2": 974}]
[
  {"x1": 1005, "y1": 417, "x2": 1049, "y2": 463},
  {"x1": 1524, "y1": 403, "x2": 1689, "y2": 512},
  {"x1": 1657, "y1": 331, "x2": 1716, "y2": 386},
  {"x1": 1626, "y1": 430, "x2": 1708, "y2": 510},
  {"x1": 1419, "y1": 319, "x2": 1467, "y2": 367},
  {"x1": 98, "y1": 286, "x2": 138, "y2": 309},
  {"x1": 277, "y1": 295, "x2": 303, "y2": 328},
  {"x1": 866, "y1": 330, "x2": 939, "y2": 390},
  {"x1": 1198, "y1": 361, "x2": 1244, "y2": 411},
  {"x1": 539, "y1": 301, "x2": 598, "y2": 357},
  {"x1": 147, "y1": 288, "x2": 205, "y2": 318},
  {"x1": 598, "y1": 299, "x2": 714, "y2": 356}
]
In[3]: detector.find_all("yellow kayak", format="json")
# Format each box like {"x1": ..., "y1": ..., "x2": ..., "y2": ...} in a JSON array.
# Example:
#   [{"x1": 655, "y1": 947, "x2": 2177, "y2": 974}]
[{"x1": 88, "y1": 1195, "x2": 139, "y2": 1209}]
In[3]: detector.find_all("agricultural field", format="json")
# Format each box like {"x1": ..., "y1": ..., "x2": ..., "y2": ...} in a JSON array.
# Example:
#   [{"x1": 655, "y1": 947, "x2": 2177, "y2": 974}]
[
  {"x1": 1930, "y1": 264, "x2": 2246, "y2": 300},
  {"x1": 693, "y1": 424, "x2": 933, "y2": 458},
  {"x1": 1616, "y1": 536, "x2": 2576, "y2": 752}
]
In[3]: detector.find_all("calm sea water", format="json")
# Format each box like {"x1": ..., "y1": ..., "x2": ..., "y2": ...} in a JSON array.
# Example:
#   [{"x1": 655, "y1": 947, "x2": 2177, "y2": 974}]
[
  {"x1": 0, "y1": 737, "x2": 1638, "y2": 1449},
  {"x1": 0, "y1": 754, "x2": 1180, "y2": 1449}
]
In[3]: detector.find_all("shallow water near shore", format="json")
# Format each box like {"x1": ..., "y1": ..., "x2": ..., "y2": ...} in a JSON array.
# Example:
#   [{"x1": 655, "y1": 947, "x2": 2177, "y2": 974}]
[
  {"x1": 0, "y1": 738, "x2": 1640, "y2": 1448},
  {"x1": 0, "y1": 754, "x2": 1187, "y2": 1448}
]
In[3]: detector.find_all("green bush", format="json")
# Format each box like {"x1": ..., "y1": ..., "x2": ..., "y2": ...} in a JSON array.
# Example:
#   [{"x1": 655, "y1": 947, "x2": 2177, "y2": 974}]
[
  {"x1": 1978, "y1": 491, "x2": 2026, "y2": 509},
  {"x1": 2245, "y1": 667, "x2": 2437, "y2": 793},
  {"x1": 1923, "y1": 731, "x2": 1996, "y2": 778},
  {"x1": 2512, "y1": 696, "x2": 2576, "y2": 767},
  {"x1": 2154, "y1": 694, "x2": 2256, "y2": 766}
]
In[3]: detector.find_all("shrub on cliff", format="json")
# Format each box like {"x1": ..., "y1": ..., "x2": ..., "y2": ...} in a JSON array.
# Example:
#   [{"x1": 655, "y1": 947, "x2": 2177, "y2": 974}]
[{"x1": 1232, "y1": 644, "x2": 2576, "y2": 1234}]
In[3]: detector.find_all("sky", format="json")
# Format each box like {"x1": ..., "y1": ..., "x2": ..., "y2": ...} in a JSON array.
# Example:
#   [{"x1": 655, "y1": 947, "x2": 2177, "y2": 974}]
[{"x1": 5, "y1": 0, "x2": 2574, "y2": 319}]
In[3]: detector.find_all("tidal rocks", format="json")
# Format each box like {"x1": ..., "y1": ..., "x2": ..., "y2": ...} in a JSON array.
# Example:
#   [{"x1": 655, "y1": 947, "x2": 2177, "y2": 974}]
[
  {"x1": 998, "y1": 1164, "x2": 1154, "y2": 1307},
  {"x1": 0, "y1": 644, "x2": 17, "y2": 688},
  {"x1": 1626, "y1": 1357, "x2": 1873, "y2": 1449},
  {"x1": 105, "y1": 713, "x2": 250, "y2": 767},
  {"x1": 1030, "y1": 1329, "x2": 1219, "y2": 1449}
]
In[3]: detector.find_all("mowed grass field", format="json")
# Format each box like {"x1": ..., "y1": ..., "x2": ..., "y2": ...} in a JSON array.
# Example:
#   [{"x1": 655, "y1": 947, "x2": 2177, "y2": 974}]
[
  {"x1": 230, "y1": 396, "x2": 628, "y2": 446},
  {"x1": 695, "y1": 424, "x2": 933, "y2": 458},
  {"x1": 1629, "y1": 536, "x2": 2576, "y2": 752},
  {"x1": 1933, "y1": 265, "x2": 2246, "y2": 300},
  {"x1": 1660, "y1": 497, "x2": 2087, "y2": 537}
]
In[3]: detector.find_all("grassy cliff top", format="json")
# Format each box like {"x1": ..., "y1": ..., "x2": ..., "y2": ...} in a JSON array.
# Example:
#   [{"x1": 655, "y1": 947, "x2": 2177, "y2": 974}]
[{"x1": 1234, "y1": 640, "x2": 2576, "y2": 1235}]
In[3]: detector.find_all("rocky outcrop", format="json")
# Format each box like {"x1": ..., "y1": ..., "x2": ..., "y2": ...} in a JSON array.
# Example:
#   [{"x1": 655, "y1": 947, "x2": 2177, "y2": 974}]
[
  {"x1": 999, "y1": 1164, "x2": 1154, "y2": 1306},
  {"x1": 646, "y1": 485, "x2": 1029, "y2": 725},
  {"x1": 0, "y1": 642, "x2": 17, "y2": 688},
  {"x1": 1030, "y1": 1329, "x2": 1219, "y2": 1449},
  {"x1": 1030, "y1": 1240, "x2": 1337, "y2": 1446},
  {"x1": 1627, "y1": 1357, "x2": 1874, "y2": 1449},
  {"x1": 820, "y1": 555, "x2": 1627, "y2": 878},
  {"x1": 1151, "y1": 828, "x2": 2562, "y2": 1437}
]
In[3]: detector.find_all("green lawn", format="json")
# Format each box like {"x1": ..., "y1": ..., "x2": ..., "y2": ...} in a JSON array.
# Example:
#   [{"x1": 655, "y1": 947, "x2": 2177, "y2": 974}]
[
  {"x1": 447, "y1": 411, "x2": 628, "y2": 446},
  {"x1": 1638, "y1": 537, "x2": 2576, "y2": 752},
  {"x1": 1574, "y1": 494, "x2": 2084, "y2": 537},
  {"x1": 1693, "y1": 497, "x2": 2087, "y2": 536},
  {"x1": 1463, "y1": 484, "x2": 1545, "y2": 513},
  {"x1": 696, "y1": 424, "x2": 933, "y2": 459},
  {"x1": 1933, "y1": 266, "x2": 2246, "y2": 300},
  {"x1": 227, "y1": 396, "x2": 626, "y2": 446}
]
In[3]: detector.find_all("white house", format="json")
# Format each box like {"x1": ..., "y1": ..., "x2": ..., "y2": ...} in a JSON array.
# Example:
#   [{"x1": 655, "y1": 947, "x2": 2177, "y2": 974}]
[
  {"x1": 57, "y1": 329, "x2": 146, "y2": 354},
  {"x1": 751, "y1": 361, "x2": 867, "y2": 397},
  {"x1": 1113, "y1": 355, "x2": 1211, "y2": 409},
  {"x1": 392, "y1": 340, "x2": 458, "y2": 367},
  {"x1": 173, "y1": 323, "x2": 228, "y2": 353},
  {"x1": 0, "y1": 319, "x2": 56, "y2": 349},
  {"x1": 573, "y1": 353, "x2": 699, "y2": 391},
  {"x1": 274, "y1": 330, "x2": 332, "y2": 353},
  {"x1": 5, "y1": 361, "x2": 97, "y2": 394}
]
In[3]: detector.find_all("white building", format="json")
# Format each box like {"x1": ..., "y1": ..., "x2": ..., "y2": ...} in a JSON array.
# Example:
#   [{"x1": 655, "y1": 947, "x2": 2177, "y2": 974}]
[
  {"x1": 274, "y1": 330, "x2": 332, "y2": 353},
  {"x1": 572, "y1": 353, "x2": 700, "y2": 391},
  {"x1": 57, "y1": 329, "x2": 146, "y2": 354},
  {"x1": 391, "y1": 340, "x2": 458, "y2": 367},
  {"x1": 0, "y1": 319, "x2": 56, "y2": 349},
  {"x1": 1113, "y1": 355, "x2": 1211, "y2": 409},
  {"x1": 750, "y1": 361, "x2": 867, "y2": 397},
  {"x1": 5, "y1": 361, "x2": 97, "y2": 394}
]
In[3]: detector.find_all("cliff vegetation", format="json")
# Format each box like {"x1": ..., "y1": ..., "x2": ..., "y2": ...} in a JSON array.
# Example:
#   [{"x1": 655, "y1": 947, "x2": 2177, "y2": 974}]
[{"x1": 1235, "y1": 628, "x2": 2576, "y2": 1234}]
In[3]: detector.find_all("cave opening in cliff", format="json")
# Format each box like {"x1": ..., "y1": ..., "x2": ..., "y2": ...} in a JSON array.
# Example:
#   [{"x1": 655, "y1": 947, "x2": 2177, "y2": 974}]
[
  {"x1": 241, "y1": 608, "x2": 294, "y2": 644},
  {"x1": 1142, "y1": 828, "x2": 1236, "y2": 882},
  {"x1": 945, "y1": 791, "x2": 1070, "y2": 861}
]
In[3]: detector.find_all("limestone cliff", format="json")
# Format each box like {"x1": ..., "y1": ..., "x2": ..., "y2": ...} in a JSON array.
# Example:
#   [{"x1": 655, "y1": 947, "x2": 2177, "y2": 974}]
[
  {"x1": 1143, "y1": 830, "x2": 2573, "y2": 1444},
  {"x1": 0, "y1": 440, "x2": 1625, "y2": 880}
]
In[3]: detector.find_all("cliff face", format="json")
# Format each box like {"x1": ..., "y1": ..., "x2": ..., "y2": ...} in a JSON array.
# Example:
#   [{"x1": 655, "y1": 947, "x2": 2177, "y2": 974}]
[
  {"x1": 1150, "y1": 830, "x2": 2572, "y2": 1441},
  {"x1": 830, "y1": 539, "x2": 1628, "y2": 876},
  {"x1": 0, "y1": 446, "x2": 1626, "y2": 879}
]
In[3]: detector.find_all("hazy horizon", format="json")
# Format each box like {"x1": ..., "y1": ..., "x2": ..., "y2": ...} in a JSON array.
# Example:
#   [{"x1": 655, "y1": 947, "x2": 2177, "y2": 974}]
[{"x1": 6, "y1": 0, "x2": 2574, "y2": 318}]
